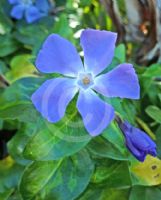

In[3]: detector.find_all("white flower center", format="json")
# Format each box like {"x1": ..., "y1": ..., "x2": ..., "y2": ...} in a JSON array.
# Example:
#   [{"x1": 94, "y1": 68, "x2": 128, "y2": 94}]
[
  {"x1": 82, "y1": 76, "x2": 90, "y2": 85},
  {"x1": 77, "y1": 72, "x2": 94, "y2": 90}
]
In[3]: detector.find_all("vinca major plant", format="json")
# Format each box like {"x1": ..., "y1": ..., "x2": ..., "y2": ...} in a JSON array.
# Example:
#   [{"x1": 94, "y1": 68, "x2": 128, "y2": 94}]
[{"x1": 0, "y1": 1, "x2": 160, "y2": 199}]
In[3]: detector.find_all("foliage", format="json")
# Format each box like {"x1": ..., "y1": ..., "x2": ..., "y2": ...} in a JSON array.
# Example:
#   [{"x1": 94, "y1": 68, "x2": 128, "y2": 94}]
[{"x1": 0, "y1": 0, "x2": 161, "y2": 200}]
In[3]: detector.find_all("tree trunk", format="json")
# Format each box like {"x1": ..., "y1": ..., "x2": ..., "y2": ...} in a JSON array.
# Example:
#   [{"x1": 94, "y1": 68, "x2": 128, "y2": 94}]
[{"x1": 100, "y1": 0, "x2": 161, "y2": 65}]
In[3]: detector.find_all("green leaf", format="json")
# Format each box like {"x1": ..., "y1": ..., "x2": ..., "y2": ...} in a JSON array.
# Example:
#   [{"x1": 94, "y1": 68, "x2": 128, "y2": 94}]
[
  {"x1": 8, "y1": 123, "x2": 36, "y2": 165},
  {"x1": 77, "y1": 186, "x2": 102, "y2": 200},
  {"x1": 143, "y1": 63, "x2": 161, "y2": 77},
  {"x1": 0, "y1": 157, "x2": 24, "y2": 194},
  {"x1": 145, "y1": 106, "x2": 161, "y2": 123},
  {"x1": 20, "y1": 150, "x2": 94, "y2": 200},
  {"x1": 6, "y1": 54, "x2": 36, "y2": 82},
  {"x1": 7, "y1": 190, "x2": 22, "y2": 200},
  {"x1": 91, "y1": 158, "x2": 132, "y2": 188},
  {"x1": 14, "y1": 23, "x2": 47, "y2": 46},
  {"x1": 156, "y1": 125, "x2": 161, "y2": 159},
  {"x1": 0, "y1": 60, "x2": 8, "y2": 75},
  {"x1": 13, "y1": 18, "x2": 55, "y2": 54},
  {"x1": 43, "y1": 150, "x2": 94, "y2": 200},
  {"x1": 23, "y1": 118, "x2": 91, "y2": 161},
  {"x1": 0, "y1": 6, "x2": 13, "y2": 35},
  {"x1": 87, "y1": 136, "x2": 127, "y2": 161},
  {"x1": 104, "y1": 98, "x2": 136, "y2": 123},
  {"x1": 129, "y1": 186, "x2": 161, "y2": 200},
  {"x1": 102, "y1": 122, "x2": 127, "y2": 155},
  {"x1": 139, "y1": 64, "x2": 161, "y2": 101},
  {"x1": 99, "y1": 188, "x2": 129, "y2": 200},
  {"x1": 0, "y1": 35, "x2": 19, "y2": 57},
  {"x1": 0, "y1": 102, "x2": 39, "y2": 123},
  {"x1": 0, "y1": 77, "x2": 45, "y2": 123},
  {"x1": 0, "y1": 77, "x2": 45, "y2": 105},
  {"x1": 115, "y1": 44, "x2": 126, "y2": 63},
  {"x1": 78, "y1": 186, "x2": 129, "y2": 200},
  {"x1": 0, "y1": 189, "x2": 13, "y2": 200},
  {"x1": 52, "y1": 14, "x2": 73, "y2": 40},
  {"x1": 19, "y1": 160, "x2": 62, "y2": 200}
]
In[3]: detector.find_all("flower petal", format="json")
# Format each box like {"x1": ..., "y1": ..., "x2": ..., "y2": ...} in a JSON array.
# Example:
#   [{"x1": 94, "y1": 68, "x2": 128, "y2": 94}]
[
  {"x1": 36, "y1": 34, "x2": 84, "y2": 76},
  {"x1": 130, "y1": 127, "x2": 156, "y2": 150},
  {"x1": 148, "y1": 148, "x2": 157, "y2": 157},
  {"x1": 80, "y1": 29, "x2": 117, "y2": 76},
  {"x1": 11, "y1": 4, "x2": 25, "y2": 19},
  {"x1": 118, "y1": 120, "x2": 157, "y2": 161},
  {"x1": 8, "y1": 0, "x2": 20, "y2": 4},
  {"x1": 31, "y1": 78, "x2": 78, "y2": 123},
  {"x1": 76, "y1": 90, "x2": 114, "y2": 136},
  {"x1": 93, "y1": 63, "x2": 140, "y2": 99},
  {"x1": 25, "y1": 5, "x2": 41, "y2": 23},
  {"x1": 125, "y1": 137, "x2": 146, "y2": 162},
  {"x1": 35, "y1": 0, "x2": 50, "y2": 13}
]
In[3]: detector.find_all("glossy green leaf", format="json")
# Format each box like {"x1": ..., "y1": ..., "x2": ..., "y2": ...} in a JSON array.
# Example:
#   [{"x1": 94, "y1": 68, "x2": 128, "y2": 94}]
[
  {"x1": 0, "y1": 2, "x2": 13, "y2": 35},
  {"x1": 52, "y1": 13, "x2": 73, "y2": 40},
  {"x1": 0, "y1": 157, "x2": 24, "y2": 194},
  {"x1": 87, "y1": 136, "x2": 127, "y2": 161},
  {"x1": 156, "y1": 125, "x2": 161, "y2": 159},
  {"x1": 102, "y1": 122, "x2": 127, "y2": 155},
  {"x1": 145, "y1": 106, "x2": 161, "y2": 123},
  {"x1": 104, "y1": 98, "x2": 136, "y2": 123},
  {"x1": 115, "y1": 44, "x2": 126, "y2": 63},
  {"x1": 0, "y1": 102, "x2": 38, "y2": 123},
  {"x1": 0, "y1": 77, "x2": 45, "y2": 122},
  {"x1": 0, "y1": 35, "x2": 19, "y2": 57},
  {"x1": 0, "y1": 60, "x2": 8, "y2": 75},
  {"x1": 129, "y1": 186, "x2": 161, "y2": 200},
  {"x1": 20, "y1": 160, "x2": 62, "y2": 200},
  {"x1": 78, "y1": 186, "x2": 129, "y2": 200},
  {"x1": 6, "y1": 54, "x2": 36, "y2": 82},
  {"x1": 7, "y1": 191, "x2": 22, "y2": 200},
  {"x1": 0, "y1": 189, "x2": 13, "y2": 200},
  {"x1": 20, "y1": 150, "x2": 94, "y2": 200},
  {"x1": 0, "y1": 77, "x2": 45, "y2": 105},
  {"x1": 91, "y1": 158, "x2": 132, "y2": 188},
  {"x1": 97, "y1": 188, "x2": 129, "y2": 200},
  {"x1": 143, "y1": 63, "x2": 161, "y2": 77},
  {"x1": 23, "y1": 117, "x2": 91, "y2": 161},
  {"x1": 8, "y1": 123, "x2": 36, "y2": 165}
]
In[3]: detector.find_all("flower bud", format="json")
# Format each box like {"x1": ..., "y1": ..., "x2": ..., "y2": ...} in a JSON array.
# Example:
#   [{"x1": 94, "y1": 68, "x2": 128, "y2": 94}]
[{"x1": 117, "y1": 120, "x2": 157, "y2": 162}]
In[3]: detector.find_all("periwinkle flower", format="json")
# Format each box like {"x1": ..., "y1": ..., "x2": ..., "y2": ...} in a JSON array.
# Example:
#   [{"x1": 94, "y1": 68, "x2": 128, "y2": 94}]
[
  {"x1": 8, "y1": 0, "x2": 50, "y2": 23},
  {"x1": 118, "y1": 120, "x2": 157, "y2": 162},
  {"x1": 31, "y1": 29, "x2": 140, "y2": 136}
]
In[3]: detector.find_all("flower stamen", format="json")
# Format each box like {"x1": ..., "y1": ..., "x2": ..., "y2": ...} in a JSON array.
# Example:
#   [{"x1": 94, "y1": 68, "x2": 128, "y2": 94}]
[{"x1": 82, "y1": 77, "x2": 90, "y2": 85}]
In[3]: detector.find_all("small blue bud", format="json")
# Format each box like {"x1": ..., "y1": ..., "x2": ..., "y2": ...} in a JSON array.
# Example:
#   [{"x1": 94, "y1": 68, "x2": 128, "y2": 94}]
[{"x1": 117, "y1": 119, "x2": 157, "y2": 162}]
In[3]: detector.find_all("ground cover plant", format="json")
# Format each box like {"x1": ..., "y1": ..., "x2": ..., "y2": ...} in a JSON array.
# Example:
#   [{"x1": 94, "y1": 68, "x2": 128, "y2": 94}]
[{"x1": 0, "y1": 0, "x2": 161, "y2": 200}]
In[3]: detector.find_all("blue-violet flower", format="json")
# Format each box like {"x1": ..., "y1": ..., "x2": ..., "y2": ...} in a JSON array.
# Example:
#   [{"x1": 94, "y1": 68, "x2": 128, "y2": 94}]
[
  {"x1": 118, "y1": 120, "x2": 157, "y2": 162},
  {"x1": 31, "y1": 29, "x2": 140, "y2": 136},
  {"x1": 8, "y1": 0, "x2": 50, "y2": 23}
]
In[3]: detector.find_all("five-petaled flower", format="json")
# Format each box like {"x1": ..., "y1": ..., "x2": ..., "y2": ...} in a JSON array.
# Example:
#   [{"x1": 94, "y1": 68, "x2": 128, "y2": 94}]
[
  {"x1": 8, "y1": 0, "x2": 50, "y2": 23},
  {"x1": 31, "y1": 29, "x2": 140, "y2": 136},
  {"x1": 118, "y1": 120, "x2": 157, "y2": 162}
]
